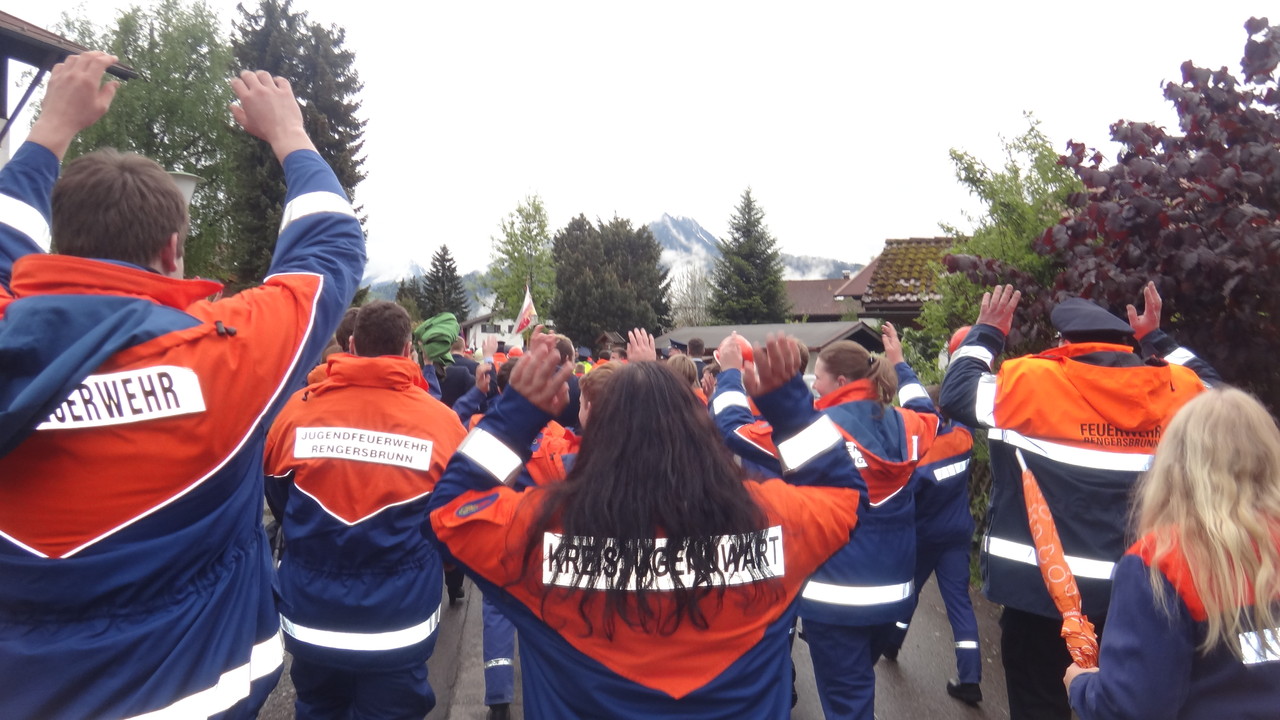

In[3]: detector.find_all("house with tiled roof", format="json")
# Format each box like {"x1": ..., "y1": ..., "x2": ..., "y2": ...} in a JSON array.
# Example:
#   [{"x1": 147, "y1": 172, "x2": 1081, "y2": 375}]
[
  {"x1": 835, "y1": 237, "x2": 953, "y2": 325},
  {"x1": 784, "y1": 276, "x2": 861, "y2": 322}
]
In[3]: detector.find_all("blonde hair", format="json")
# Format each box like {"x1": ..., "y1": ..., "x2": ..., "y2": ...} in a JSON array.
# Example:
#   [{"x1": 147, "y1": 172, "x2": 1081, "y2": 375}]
[
  {"x1": 815, "y1": 340, "x2": 896, "y2": 405},
  {"x1": 1135, "y1": 387, "x2": 1280, "y2": 660},
  {"x1": 666, "y1": 354, "x2": 699, "y2": 389},
  {"x1": 579, "y1": 361, "x2": 620, "y2": 407}
]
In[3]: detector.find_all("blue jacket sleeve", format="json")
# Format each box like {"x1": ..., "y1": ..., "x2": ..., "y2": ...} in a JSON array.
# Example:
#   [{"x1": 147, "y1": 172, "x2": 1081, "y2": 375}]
[
  {"x1": 268, "y1": 150, "x2": 367, "y2": 387},
  {"x1": 0, "y1": 142, "x2": 60, "y2": 291},
  {"x1": 1138, "y1": 329, "x2": 1223, "y2": 387},
  {"x1": 894, "y1": 361, "x2": 936, "y2": 414},
  {"x1": 939, "y1": 323, "x2": 1005, "y2": 429},
  {"x1": 709, "y1": 368, "x2": 783, "y2": 476},
  {"x1": 426, "y1": 389, "x2": 551, "y2": 519},
  {"x1": 1068, "y1": 554, "x2": 1194, "y2": 720},
  {"x1": 754, "y1": 373, "x2": 861, "y2": 491},
  {"x1": 451, "y1": 385, "x2": 491, "y2": 426}
]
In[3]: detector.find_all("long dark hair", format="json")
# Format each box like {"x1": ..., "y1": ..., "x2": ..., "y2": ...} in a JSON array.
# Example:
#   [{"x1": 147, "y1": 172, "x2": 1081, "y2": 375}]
[{"x1": 521, "y1": 362, "x2": 774, "y2": 637}]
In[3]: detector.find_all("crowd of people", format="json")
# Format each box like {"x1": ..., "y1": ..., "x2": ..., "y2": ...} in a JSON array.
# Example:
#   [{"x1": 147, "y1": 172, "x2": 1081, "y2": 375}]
[{"x1": 1, "y1": 52, "x2": 1278, "y2": 720}]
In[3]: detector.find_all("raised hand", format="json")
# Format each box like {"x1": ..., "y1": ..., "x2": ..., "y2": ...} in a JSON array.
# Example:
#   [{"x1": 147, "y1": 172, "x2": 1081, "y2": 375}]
[
  {"x1": 882, "y1": 322, "x2": 905, "y2": 365},
  {"x1": 975, "y1": 284, "x2": 1022, "y2": 336},
  {"x1": 746, "y1": 334, "x2": 802, "y2": 397},
  {"x1": 508, "y1": 326, "x2": 572, "y2": 415},
  {"x1": 229, "y1": 70, "x2": 314, "y2": 162},
  {"x1": 715, "y1": 333, "x2": 746, "y2": 371},
  {"x1": 627, "y1": 328, "x2": 657, "y2": 362},
  {"x1": 1126, "y1": 281, "x2": 1162, "y2": 340},
  {"x1": 28, "y1": 51, "x2": 120, "y2": 160},
  {"x1": 475, "y1": 362, "x2": 493, "y2": 394}
]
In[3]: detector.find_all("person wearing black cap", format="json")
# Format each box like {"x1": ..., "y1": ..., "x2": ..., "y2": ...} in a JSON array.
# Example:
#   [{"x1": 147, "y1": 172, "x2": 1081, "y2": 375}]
[{"x1": 938, "y1": 282, "x2": 1221, "y2": 720}]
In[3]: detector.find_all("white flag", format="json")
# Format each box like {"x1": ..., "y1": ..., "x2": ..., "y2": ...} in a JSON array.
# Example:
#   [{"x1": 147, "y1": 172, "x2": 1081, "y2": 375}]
[{"x1": 514, "y1": 285, "x2": 537, "y2": 333}]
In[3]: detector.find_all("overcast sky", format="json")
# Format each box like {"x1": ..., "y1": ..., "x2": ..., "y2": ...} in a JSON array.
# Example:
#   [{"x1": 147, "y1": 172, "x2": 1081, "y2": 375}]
[{"x1": 7, "y1": 1, "x2": 1271, "y2": 280}]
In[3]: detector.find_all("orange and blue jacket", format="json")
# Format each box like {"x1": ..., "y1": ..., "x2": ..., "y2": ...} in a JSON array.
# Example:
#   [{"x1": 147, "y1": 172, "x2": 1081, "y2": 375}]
[
  {"x1": 940, "y1": 322, "x2": 1218, "y2": 618},
  {"x1": 0, "y1": 141, "x2": 365, "y2": 718},
  {"x1": 265, "y1": 353, "x2": 465, "y2": 670},
  {"x1": 426, "y1": 374, "x2": 862, "y2": 717}
]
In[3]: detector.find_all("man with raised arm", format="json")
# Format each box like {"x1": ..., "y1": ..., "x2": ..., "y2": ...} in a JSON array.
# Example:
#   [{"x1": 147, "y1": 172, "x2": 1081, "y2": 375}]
[
  {"x1": 0, "y1": 53, "x2": 365, "y2": 718},
  {"x1": 938, "y1": 283, "x2": 1219, "y2": 720}
]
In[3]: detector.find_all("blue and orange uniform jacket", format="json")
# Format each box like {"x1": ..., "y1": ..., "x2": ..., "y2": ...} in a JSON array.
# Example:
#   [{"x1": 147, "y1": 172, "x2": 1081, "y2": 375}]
[
  {"x1": 709, "y1": 368, "x2": 787, "y2": 479},
  {"x1": 425, "y1": 373, "x2": 862, "y2": 718},
  {"x1": 940, "y1": 323, "x2": 1217, "y2": 619},
  {"x1": 911, "y1": 420, "x2": 975, "y2": 548},
  {"x1": 1069, "y1": 532, "x2": 1280, "y2": 719},
  {"x1": 0, "y1": 141, "x2": 364, "y2": 719},
  {"x1": 264, "y1": 353, "x2": 466, "y2": 671},
  {"x1": 711, "y1": 363, "x2": 939, "y2": 626}
]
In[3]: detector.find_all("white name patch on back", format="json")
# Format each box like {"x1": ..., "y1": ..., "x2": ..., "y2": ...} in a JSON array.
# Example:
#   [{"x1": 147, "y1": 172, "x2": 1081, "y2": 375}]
[
  {"x1": 542, "y1": 525, "x2": 785, "y2": 590},
  {"x1": 38, "y1": 366, "x2": 206, "y2": 430},
  {"x1": 295, "y1": 427, "x2": 434, "y2": 471}
]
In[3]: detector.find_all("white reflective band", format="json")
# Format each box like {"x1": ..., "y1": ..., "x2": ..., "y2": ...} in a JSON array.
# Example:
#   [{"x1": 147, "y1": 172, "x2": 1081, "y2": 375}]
[
  {"x1": 973, "y1": 373, "x2": 997, "y2": 427},
  {"x1": 281, "y1": 607, "x2": 441, "y2": 651},
  {"x1": 458, "y1": 427, "x2": 523, "y2": 484},
  {"x1": 125, "y1": 632, "x2": 282, "y2": 720},
  {"x1": 0, "y1": 193, "x2": 51, "y2": 250},
  {"x1": 933, "y1": 459, "x2": 970, "y2": 482},
  {"x1": 897, "y1": 383, "x2": 929, "y2": 406},
  {"x1": 955, "y1": 640, "x2": 979, "y2": 650},
  {"x1": 951, "y1": 345, "x2": 994, "y2": 368},
  {"x1": 278, "y1": 190, "x2": 357, "y2": 233},
  {"x1": 985, "y1": 536, "x2": 1116, "y2": 580},
  {"x1": 989, "y1": 428, "x2": 1154, "y2": 472},
  {"x1": 801, "y1": 579, "x2": 913, "y2": 606},
  {"x1": 776, "y1": 415, "x2": 843, "y2": 472},
  {"x1": 485, "y1": 658, "x2": 514, "y2": 669},
  {"x1": 712, "y1": 390, "x2": 751, "y2": 416},
  {"x1": 1164, "y1": 347, "x2": 1195, "y2": 366},
  {"x1": 1240, "y1": 628, "x2": 1280, "y2": 665},
  {"x1": 895, "y1": 622, "x2": 910, "y2": 630}
]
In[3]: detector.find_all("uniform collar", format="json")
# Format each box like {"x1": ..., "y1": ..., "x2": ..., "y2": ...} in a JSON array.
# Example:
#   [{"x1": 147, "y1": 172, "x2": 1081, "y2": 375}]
[
  {"x1": 321, "y1": 353, "x2": 430, "y2": 392},
  {"x1": 1037, "y1": 342, "x2": 1137, "y2": 361},
  {"x1": 815, "y1": 378, "x2": 880, "y2": 409},
  {"x1": 10, "y1": 254, "x2": 222, "y2": 309}
]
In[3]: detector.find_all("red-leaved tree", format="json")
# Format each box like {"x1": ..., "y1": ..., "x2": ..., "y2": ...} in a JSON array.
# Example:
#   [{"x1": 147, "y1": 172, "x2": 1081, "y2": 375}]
[{"x1": 950, "y1": 17, "x2": 1280, "y2": 411}]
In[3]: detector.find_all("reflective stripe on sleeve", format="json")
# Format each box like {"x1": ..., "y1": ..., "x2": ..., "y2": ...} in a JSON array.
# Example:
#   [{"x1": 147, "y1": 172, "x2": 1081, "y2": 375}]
[
  {"x1": 125, "y1": 632, "x2": 283, "y2": 719},
  {"x1": 984, "y1": 536, "x2": 1116, "y2": 580},
  {"x1": 485, "y1": 658, "x2": 514, "y2": 669},
  {"x1": 712, "y1": 390, "x2": 751, "y2": 416},
  {"x1": 973, "y1": 374, "x2": 997, "y2": 427},
  {"x1": 895, "y1": 621, "x2": 910, "y2": 630},
  {"x1": 458, "y1": 427, "x2": 523, "y2": 484},
  {"x1": 1240, "y1": 628, "x2": 1280, "y2": 665},
  {"x1": 0, "y1": 193, "x2": 51, "y2": 250},
  {"x1": 776, "y1": 415, "x2": 843, "y2": 473},
  {"x1": 933, "y1": 459, "x2": 970, "y2": 482},
  {"x1": 281, "y1": 606, "x2": 441, "y2": 652},
  {"x1": 988, "y1": 428, "x2": 1154, "y2": 472},
  {"x1": 955, "y1": 640, "x2": 979, "y2": 650},
  {"x1": 1164, "y1": 347, "x2": 1195, "y2": 366},
  {"x1": 897, "y1": 383, "x2": 929, "y2": 406},
  {"x1": 951, "y1": 345, "x2": 994, "y2": 368},
  {"x1": 278, "y1": 191, "x2": 357, "y2": 233},
  {"x1": 801, "y1": 579, "x2": 913, "y2": 606}
]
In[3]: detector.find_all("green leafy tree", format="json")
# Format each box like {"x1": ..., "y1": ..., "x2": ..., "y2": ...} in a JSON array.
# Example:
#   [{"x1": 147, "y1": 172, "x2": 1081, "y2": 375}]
[
  {"x1": 55, "y1": 0, "x2": 237, "y2": 280},
  {"x1": 709, "y1": 188, "x2": 788, "y2": 324},
  {"x1": 484, "y1": 195, "x2": 555, "y2": 321},
  {"x1": 550, "y1": 215, "x2": 671, "y2": 345},
  {"x1": 395, "y1": 278, "x2": 422, "y2": 322},
  {"x1": 910, "y1": 116, "x2": 1082, "y2": 383},
  {"x1": 421, "y1": 245, "x2": 471, "y2": 321},
  {"x1": 228, "y1": 0, "x2": 366, "y2": 287}
]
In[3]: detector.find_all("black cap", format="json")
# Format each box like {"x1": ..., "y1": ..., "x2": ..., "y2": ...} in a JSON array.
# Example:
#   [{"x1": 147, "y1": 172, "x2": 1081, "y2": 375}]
[
  {"x1": 669, "y1": 339, "x2": 688, "y2": 351},
  {"x1": 577, "y1": 345, "x2": 591, "y2": 359},
  {"x1": 1051, "y1": 298, "x2": 1135, "y2": 342}
]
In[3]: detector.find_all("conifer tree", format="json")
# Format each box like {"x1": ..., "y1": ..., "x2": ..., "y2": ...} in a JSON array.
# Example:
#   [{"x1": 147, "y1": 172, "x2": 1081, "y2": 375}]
[
  {"x1": 228, "y1": 0, "x2": 366, "y2": 288},
  {"x1": 709, "y1": 189, "x2": 788, "y2": 324},
  {"x1": 421, "y1": 245, "x2": 471, "y2": 321}
]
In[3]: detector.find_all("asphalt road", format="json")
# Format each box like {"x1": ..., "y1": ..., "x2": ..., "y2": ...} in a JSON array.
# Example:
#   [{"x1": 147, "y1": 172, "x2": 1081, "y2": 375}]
[{"x1": 261, "y1": 577, "x2": 1009, "y2": 719}]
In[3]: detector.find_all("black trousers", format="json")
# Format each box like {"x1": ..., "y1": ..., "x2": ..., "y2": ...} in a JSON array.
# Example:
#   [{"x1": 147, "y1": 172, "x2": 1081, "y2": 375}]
[{"x1": 1000, "y1": 606, "x2": 1106, "y2": 720}]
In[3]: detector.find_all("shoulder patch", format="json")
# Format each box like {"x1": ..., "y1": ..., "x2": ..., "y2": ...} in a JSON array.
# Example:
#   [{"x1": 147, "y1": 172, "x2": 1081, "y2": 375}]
[{"x1": 456, "y1": 492, "x2": 499, "y2": 517}]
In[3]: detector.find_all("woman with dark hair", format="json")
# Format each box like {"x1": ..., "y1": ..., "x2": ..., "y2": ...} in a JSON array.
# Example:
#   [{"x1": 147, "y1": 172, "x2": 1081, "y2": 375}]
[{"x1": 426, "y1": 329, "x2": 863, "y2": 718}]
